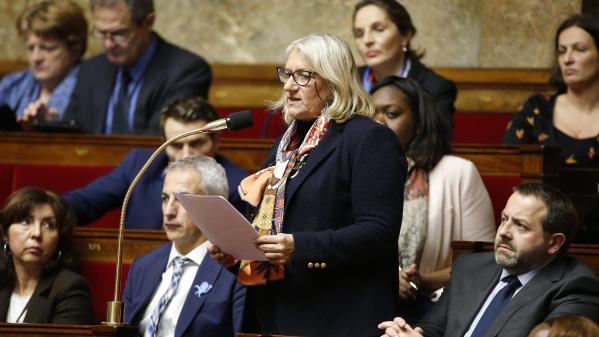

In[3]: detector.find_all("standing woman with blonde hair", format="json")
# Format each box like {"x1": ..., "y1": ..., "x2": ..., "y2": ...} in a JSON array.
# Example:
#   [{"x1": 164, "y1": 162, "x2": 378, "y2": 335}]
[{"x1": 210, "y1": 33, "x2": 407, "y2": 337}]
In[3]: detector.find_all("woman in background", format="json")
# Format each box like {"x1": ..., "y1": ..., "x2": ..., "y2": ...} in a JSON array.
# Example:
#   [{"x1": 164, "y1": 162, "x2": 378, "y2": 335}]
[
  {"x1": 370, "y1": 76, "x2": 495, "y2": 321},
  {"x1": 528, "y1": 315, "x2": 599, "y2": 337},
  {"x1": 0, "y1": 187, "x2": 92, "y2": 324},
  {"x1": 352, "y1": 0, "x2": 456, "y2": 137},
  {"x1": 504, "y1": 14, "x2": 599, "y2": 168},
  {"x1": 0, "y1": 0, "x2": 87, "y2": 123}
]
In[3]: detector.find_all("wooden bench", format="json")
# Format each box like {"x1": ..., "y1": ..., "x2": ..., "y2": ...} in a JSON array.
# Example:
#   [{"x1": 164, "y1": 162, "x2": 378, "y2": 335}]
[
  {"x1": 0, "y1": 132, "x2": 564, "y2": 226},
  {"x1": 72, "y1": 227, "x2": 168, "y2": 323},
  {"x1": 1, "y1": 62, "x2": 554, "y2": 143}
]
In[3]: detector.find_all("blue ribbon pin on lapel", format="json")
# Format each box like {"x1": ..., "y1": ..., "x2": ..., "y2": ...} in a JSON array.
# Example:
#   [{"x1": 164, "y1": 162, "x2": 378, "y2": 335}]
[{"x1": 194, "y1": 281, "x2": 213, "y2": 298}]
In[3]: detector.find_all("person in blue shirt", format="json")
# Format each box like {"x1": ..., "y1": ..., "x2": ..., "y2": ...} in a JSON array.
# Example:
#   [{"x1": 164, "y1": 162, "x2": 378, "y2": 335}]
[
  {"x1": 64, "y1": 96, "x2": 247, "y2": 229},
  {"x1": 63, "y1": 0, "x2": 211, "y2": 135},
  {"x1": 0, "y1": 0, "x2": 87, "y2": 123}
]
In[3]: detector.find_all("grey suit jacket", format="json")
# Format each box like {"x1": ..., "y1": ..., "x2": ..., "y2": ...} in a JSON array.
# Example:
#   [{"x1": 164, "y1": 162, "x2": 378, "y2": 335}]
[
  {"x1": 419, "y1": 252, "x2": 599, "y2": 337},
  {"x1": 0, "y1": 269, "x2": 93, "y2": 324}
]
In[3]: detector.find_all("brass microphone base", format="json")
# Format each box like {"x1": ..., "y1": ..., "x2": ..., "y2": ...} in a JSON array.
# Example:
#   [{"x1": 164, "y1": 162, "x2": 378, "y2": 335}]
[{"x1": 102, "y1": 301, "x2": 125, "y2": 326}]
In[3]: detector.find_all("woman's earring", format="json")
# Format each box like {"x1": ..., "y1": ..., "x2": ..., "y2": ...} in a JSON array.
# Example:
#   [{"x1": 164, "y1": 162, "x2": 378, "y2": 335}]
[
  {"x1": 402, "y1": 45, "x2": 408, "y2": 53},
  {"x1": 3, "y1": 243, "x2": 9, "y2": 257},
  {"x1": 56, "y1": 249, "x2": 62, "y2": 260}
]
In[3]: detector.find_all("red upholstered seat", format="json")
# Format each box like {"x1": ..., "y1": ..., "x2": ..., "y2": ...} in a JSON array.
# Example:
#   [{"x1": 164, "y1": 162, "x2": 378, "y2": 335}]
[
  {"x1": 11, "y1": 164, "x2": 120, "y2": 228},
  {"x1": 79, "y1": 261, "x2": 131, "y2": 323},
  {"x1": 0, "y1": 164, "x2": 14, "y2": 204},
  {"x1": 454, "y1": 113, "x2": 513, "y2": 144},
  {"x1": 480, "y1": 175, "x2": 522, "y2": 226},
  {"x1": 217, "y1": 107, "x2": 285, "y2": 139}
]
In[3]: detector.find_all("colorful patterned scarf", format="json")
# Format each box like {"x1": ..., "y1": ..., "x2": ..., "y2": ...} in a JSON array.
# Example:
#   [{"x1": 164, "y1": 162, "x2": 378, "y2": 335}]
[
  {"x1": 237, "y1": 115, "x2": 329, "y2": 285},
  {"x1": 398, "y1": 158, "x2": 429, "y2": 269}
]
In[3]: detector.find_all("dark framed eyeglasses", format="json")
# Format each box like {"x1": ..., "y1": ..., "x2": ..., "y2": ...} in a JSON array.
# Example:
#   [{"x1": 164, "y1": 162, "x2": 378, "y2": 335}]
[
  {"x1": 91, "y1": 26, "x2": 136, "y2": 44},
  {"x1": 276, "y1": 67, "x2": 317, "y2": 87}
]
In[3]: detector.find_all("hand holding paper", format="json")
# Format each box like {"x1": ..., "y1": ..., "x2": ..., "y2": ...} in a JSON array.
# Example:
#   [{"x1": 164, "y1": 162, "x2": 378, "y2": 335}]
[{"x1": 174, "y1": 193, "x2": 266, "y2": 261}]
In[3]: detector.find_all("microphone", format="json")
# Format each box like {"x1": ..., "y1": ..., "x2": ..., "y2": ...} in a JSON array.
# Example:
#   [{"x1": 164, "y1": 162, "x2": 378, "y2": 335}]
[
  {"x1": 104, "y1": 110, "x2": 253, "y2": 326},
  {"x1": 202, "y1": 110, "x2": 253, "y2": 132}
]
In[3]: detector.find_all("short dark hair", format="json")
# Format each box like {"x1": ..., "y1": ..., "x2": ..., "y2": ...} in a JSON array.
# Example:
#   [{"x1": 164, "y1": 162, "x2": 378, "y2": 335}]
[
  {"x1": 513, "y1": 183, "x2": 578, "y2": 253},
  {"x1": 90, "y1": 0, "x2": 154, "y2": 25},
  {"x1": 370, "y1": 76, "x2": 450, "y2": 170},
  {"x1": 0, "y1": 187, "x2": 78, "y2": 288},
  {"x1": 353, "y1": 0, "x2": 423, "y2": 59},
  {"x1": 549, "y1": 14, "x2": 599, "y2": 92},
  {"x1": 158, "y1": 96, "x2": 219, "y2": 137}
]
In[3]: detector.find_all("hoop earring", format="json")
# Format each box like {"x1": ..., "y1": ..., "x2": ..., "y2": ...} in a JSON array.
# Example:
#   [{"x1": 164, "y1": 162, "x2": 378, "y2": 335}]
[
  {"x1": 3, "y1": 243, "x2": 9, "y2": 257},
  {"x1": 56, "y1": 249, "x2": 62, "y2": 260}
]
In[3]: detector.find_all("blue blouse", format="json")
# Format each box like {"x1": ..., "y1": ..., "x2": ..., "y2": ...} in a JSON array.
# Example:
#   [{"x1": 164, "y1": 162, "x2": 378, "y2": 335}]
[{"x1": 0, "y1": 65, "x2": 79, "y2": 120}]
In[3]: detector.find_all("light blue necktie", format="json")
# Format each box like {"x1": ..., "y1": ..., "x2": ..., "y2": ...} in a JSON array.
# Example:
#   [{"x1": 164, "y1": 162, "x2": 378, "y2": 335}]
[{"x1": 145, "y1": 256, "x2": 189, "y2": 337}]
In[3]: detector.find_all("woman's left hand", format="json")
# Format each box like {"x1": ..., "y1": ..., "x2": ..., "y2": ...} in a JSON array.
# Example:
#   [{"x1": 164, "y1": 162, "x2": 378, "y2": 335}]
[{"x1": 255, "y1": 234, "x2": 295, "y2": 265}]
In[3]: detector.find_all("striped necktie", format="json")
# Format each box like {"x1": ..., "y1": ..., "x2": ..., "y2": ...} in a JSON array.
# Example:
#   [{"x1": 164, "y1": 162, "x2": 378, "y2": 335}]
[{"x1": 145, "y1": 256, "x2": 189, "y2": 337}]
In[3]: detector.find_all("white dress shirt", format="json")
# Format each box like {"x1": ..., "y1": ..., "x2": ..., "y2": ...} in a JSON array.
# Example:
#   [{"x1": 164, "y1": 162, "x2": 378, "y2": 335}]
[
  {"x1": 138, "y1": 241, "x2": 209, "y2": 337},
  {"x1": 6, "y1": 293, "x2": 31, "y2": 323},
  {"x1": 463, "y1": 268, "x2": 538, "y2": 337}
]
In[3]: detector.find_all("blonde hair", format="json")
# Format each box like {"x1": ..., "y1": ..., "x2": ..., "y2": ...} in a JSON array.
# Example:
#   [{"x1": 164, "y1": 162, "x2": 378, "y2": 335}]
[{"x1": 271, "y1": 33, "x2": 374, "y2": 124}]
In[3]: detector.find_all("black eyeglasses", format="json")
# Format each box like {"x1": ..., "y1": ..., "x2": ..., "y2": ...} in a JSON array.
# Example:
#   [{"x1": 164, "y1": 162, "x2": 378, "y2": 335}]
[{"x1": 276, "y1": 67, "x2": 317, "y2": 87}]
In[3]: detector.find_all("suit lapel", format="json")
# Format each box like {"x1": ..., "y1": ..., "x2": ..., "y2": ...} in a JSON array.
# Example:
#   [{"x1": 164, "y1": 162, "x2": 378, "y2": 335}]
[
  {"x1": 0, "y1": 286, "x2": 11, "y2": 320},
  {"x1": 23, "y1": 272, "x2": 55, "y2": 322},
  {"x1": 486, "y1": 257, "x2": 565, "y2": 336},
  {"x1": 133, "y1": 36, "x2": 166, "y2": 131},
  {"x1": 174, "y1": 256, "x2": 222, "y2": 337},
  {"x1": 130, "y1": 249, "x2": 170, "y2": 323},
  {"x1": 284, "y1": 124, "x2": 342, "y2": 206},
  {"x1": 455, "y1": 261, "x2": 502, "y2": 335},
  {"x1": 92, "y1": 57, "x2": 117, "y2": 133}
]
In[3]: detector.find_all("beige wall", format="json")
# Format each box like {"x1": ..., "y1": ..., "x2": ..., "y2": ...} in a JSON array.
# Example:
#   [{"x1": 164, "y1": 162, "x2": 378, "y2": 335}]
[{"x1": 0, "y1": 0, "x2": 581, "y2": 68}]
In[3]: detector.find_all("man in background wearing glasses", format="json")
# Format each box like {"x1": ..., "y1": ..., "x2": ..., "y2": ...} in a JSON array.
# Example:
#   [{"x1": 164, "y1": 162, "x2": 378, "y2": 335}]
[{"x1": 64, "y1": 0, "x2": 211, "y2": 135}]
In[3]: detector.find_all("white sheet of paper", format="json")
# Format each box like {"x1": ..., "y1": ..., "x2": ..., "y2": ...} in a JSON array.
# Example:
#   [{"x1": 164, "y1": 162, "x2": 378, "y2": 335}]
[{"x1": 174, "y1": 193, "x2": 266, "y2": 261}]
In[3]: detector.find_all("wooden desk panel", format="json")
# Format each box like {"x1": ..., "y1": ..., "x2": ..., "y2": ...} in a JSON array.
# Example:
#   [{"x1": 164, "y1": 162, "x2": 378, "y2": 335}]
[
  {"x1": 0, "y1": 132, "x2": 560, "y2": 179},
  {"x1": 0, "y1": 323, "x2": 136, "y2": 337},
  {"x1": 73, "y1": 228, "x2": 167, "y2": 264}
]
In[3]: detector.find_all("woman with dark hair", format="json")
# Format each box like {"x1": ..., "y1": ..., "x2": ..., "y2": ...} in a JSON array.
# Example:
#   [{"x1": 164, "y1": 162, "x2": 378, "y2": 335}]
[
  {"x1": 352, "y1": 0, "x2": 456, "y2": 137},
  {"x1": 0, "y1": 0, "x2": 87, "y2": 123},
  {"x1": 0, "y1": 187, "x2": 92, "y2": 324},
  {"x1": 504, "y1": 14, "x2": 599, "y2": 168},
  {"x1": 370, "y1": 76, "x2": 494, "y2": 320}
]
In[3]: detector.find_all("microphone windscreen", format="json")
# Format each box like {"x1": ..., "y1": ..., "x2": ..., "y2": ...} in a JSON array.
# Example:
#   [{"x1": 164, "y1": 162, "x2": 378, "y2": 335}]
[{"x1": 227, "y1": 110, "x2": 253, "y2": 131}]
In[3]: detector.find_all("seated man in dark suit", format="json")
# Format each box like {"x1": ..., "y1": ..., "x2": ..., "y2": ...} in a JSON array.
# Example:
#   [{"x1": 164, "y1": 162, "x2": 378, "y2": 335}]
[
  {"x1": 64, "y1": 96, "x2": 247, "y2": 229},
  {"x1": 63, "y1": 0, "x2": 211, "y2": 135},
  {"x1": 123, "y1": 155, "x2": 245, "y2": 337},
  {"x1": 379, "y1": 183, "x2": 599, "y2": 337}
]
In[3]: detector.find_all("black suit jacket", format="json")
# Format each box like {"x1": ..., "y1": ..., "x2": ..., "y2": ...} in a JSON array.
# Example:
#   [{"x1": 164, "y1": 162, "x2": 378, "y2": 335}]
[
  {"x1": 359, "y1": 58, "x2": 457, "y2": 139},
  {"x1": 64, "y1": 33, "x2": 211, "y2": 135},
  {"x1": 0, "y1": 269, "x2": 93, "y2": 324},
  {"x1": 419, "y1": 252, "x2": 599, "y2": 337},
  {"x1": 243, "y1": 116, "x2": 407, "y2": 337}
]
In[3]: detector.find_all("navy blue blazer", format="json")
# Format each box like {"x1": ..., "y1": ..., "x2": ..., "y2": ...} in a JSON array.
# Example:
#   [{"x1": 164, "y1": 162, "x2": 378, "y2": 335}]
[
  {"x1": 123, "y1": 243, "x2": 245, "y2": 337},
  {"x1": 63, "y1": 33, "x2": 211, "y2": 135},
  {"x1": 64, "y1": 149, "x2": 247, "y2": 229},
  {"x1": 243, "y1": 116, "x2": 407, "y2": 337}
]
